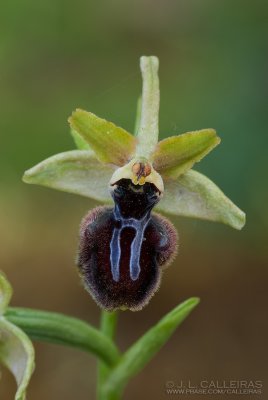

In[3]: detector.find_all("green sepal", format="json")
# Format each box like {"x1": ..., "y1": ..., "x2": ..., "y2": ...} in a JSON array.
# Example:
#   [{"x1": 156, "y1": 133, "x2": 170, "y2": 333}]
[
  {"x1": 157, "y1": 170, "x2": 245, "y2": 230},
  {"x1": 102, "y1": 298, "x2": 199, "y2": 398},
  {"x1": 133, "y1": 96, "x2": 142, "y2": 136},
  {"x1": 69, "y1": 109, "x2": 137, "y2": 166},
  {"x1": 135, "y1": 56, "x2": 160, "y2": 159},
  {"x1": 152, "y1": 129, "x2": 220, "y2": 179},
  {"x1": 23, "y1": 150, "x2": 114, "y2": 203}
]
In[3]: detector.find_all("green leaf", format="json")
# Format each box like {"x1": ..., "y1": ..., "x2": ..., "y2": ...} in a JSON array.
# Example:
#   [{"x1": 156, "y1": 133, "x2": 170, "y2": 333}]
[
  {"x1": 70, "y1": 127, "x2": 91, "y2": 150},
  {"x1": 0, "y1": 273, "x2": 34, "y2": 400},
  {"x1": 0, "y1": 272, "x2": 12, "y2": 315},
  {"x1": 0, "y1": 317, "x2": 35, "y2": 400},
  {"x1": 6, "y1": 307, "x2": 120, "y2": 367},
  {"x1": 157, "y1": 169, "x2": 246, "y2": 230},
  {"x1": 69, "y1": 109, "x2": 137, "y2": 166},
  {"x1": 102, "y1": 298, "x2": 199, "y2": 398},
  {"x1": 152, "y1": 129, "x2": 220, "y2": 179},
  {"x1": 23, "y1": 150, "x2": 114, "y2": 203}
]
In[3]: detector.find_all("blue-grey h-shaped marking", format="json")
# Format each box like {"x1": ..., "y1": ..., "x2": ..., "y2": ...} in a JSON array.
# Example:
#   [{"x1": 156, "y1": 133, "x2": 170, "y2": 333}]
[{"x1": 110, "y1": 205, "x2": 150, "y2": 282}]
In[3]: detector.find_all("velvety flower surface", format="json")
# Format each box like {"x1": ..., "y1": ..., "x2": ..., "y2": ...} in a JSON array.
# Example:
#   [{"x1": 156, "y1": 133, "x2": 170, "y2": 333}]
[
  {"x1": 23, "y1": 56, "x2": 245, "y2": 310},
  {"x1": 77, "y1": 179, "x2": 178, "y2": 311}
]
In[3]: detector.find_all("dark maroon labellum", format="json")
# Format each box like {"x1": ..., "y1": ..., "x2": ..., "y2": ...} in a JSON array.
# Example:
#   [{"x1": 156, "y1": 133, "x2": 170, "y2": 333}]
[{"x1": 77, "y1": 179, "x2": 178, "y2": 311}]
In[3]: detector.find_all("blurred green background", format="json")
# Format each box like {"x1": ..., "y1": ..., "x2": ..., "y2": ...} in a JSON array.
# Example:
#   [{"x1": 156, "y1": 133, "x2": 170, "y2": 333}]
[{"x1": 1, "y1": 0, "x2": 267, "y2": 399}]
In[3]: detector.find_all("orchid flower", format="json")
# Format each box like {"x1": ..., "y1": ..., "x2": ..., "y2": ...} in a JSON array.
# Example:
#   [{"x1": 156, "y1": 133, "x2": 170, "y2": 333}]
[{"x1": 23, "y1": 56, "x2": 245, "y2": 310}]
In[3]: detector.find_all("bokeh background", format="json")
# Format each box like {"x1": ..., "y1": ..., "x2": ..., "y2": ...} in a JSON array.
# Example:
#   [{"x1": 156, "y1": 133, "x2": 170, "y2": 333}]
[{"x1": 1, "y1": 0, "x2": 267, "y2": 399}]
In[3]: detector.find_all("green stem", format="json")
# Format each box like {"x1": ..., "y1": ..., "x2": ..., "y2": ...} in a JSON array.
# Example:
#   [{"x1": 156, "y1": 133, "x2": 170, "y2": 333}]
[
  {"x1": 102, "y1": 298, "x2": 200, "y2": 398},
  {"x1": 97, "y1": 311, "x2": 119, "y2": 400},
  {"x1": 5, "y1": 307, "x2": 120, "y2": 367},
  {"x1": 136, "y1": 55, "x2": 160, "y2": 159}
]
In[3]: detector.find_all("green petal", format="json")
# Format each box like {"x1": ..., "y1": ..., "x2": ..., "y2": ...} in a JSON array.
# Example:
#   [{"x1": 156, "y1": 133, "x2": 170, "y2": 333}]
[
  {"x1": 70, "y1": 128, "x2": 91, "y2": 150},
  {"x1": 157, "y1": 170, "x2": 245, "y2": 230},
  {"x1": 102, "y1": 298, "x2": 199, "y2": 398},
  {"x1": 0, "y1": 317, "x2": 35, "y2": 400},
  {"x1": 23, "y1": 150, "x2": 114, "y2": 203},
  {"x1": 69, "y1": 109, "x2": 136, "y2": 166},
  {"x1": 152, "y1": 129, "x2": 220, "y2": 178},
  {"x1": 0, "y1": 272, "x2": 12, "y2": 315}
]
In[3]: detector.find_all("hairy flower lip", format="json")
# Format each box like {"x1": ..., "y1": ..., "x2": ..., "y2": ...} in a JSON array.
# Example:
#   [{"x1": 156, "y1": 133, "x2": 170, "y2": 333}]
[{"x1": 77, "y1": 204, "x2": 178, "y2": 311}]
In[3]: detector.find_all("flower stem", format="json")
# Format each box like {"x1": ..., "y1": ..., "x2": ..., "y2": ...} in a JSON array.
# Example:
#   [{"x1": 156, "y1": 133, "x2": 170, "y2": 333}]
[
  {"x1": 5, "y1": 307, "x2": 120, "y2": 367},
  {"x1": 135, "y1": 56, "x2": 160, "y2": 159},
  {"x1": 102, "y1": 298, "x2": 200, "y2": 398},
  {"x1": 97, "y1": 311, "x2": 119, "y2": 400}
]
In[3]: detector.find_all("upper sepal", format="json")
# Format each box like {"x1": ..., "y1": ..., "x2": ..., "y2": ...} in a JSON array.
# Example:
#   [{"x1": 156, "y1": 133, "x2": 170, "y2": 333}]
[
  {"x1": 152, "y1": 129, "x2": 220, "y2": 179},
  {"x1": 69, "y1": 109, "x2": 137, "y2": 166},
  {"x1": 0, "y1": 272, "x2": 35, "y2": 400},
  {"x1": 157, "y1": 170, "x2": 245, "y2": 230}
]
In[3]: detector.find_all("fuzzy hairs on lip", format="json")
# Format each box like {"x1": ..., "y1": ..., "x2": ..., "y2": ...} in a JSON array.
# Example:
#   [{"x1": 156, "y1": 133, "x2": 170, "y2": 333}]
[{"x1": 77, "y1": 179, "x2": 178, "y2": 311}]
